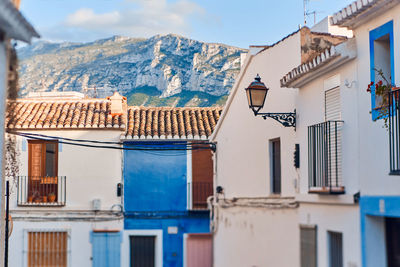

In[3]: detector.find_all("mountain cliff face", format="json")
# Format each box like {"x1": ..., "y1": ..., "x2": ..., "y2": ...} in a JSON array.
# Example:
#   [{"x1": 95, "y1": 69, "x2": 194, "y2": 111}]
[{"x1": 17, "y1": 34, "x2": 247, "y2": 107}]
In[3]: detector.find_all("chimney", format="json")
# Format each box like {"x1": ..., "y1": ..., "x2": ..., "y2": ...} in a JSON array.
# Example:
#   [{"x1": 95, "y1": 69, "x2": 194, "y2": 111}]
[
  {"x1": 107, "y1": 91, "x2": 127, "y2": 116},
  {"x1": 12, "y1": 0, "x2": 21, "y2": 9}
]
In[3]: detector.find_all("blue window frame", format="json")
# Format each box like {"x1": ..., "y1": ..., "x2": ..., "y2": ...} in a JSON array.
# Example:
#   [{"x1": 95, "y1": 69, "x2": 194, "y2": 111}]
[{"x1": 369, "y1": 20, "x2": 394, "y2": 120}]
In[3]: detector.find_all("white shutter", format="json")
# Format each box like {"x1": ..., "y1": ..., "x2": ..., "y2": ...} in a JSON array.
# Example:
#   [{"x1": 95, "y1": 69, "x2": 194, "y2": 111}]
[{"x1": 325, "y1": 87, "x2": 341, "y2": 121}]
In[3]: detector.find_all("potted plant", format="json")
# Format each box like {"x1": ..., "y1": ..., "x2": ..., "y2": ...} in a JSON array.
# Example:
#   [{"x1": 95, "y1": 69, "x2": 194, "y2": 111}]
[
  {"x1": 32, "y1": 191, "x2": 41, "y2": 203},
  {"x1": 366, "y1": 69, "x2": 398, "y2": 128},
  {"x1": 48, "y1": 192, "x2": 56, "y2": 203},
  {"x1": 27, "y1": 195, "x2": 33, "y2": 203},
  {"x1": 42, "y1": 195, "x2": 48, "y2": 202}
]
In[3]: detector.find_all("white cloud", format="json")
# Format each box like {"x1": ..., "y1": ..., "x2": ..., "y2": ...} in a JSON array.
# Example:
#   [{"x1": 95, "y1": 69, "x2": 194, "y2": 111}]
[{"x1": 61, "y1": 0, "x2": 206, "y2": 40}]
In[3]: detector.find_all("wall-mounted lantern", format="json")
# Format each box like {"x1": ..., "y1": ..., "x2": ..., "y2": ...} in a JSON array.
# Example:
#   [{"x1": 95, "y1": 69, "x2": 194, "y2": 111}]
[{"x1": 245, "y1": 74, "x2": 296, "y2": 127}]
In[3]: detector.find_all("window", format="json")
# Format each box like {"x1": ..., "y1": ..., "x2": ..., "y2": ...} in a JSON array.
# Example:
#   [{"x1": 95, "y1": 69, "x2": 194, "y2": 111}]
[
  {"x1": 27, "y1": 140, "x2": 59, "y2": 204},
  {"x1": 370, "y1": 20, "x2": 394, "y2": 120},
  {"x1": 270, "y1": 139, "x2": 281, "y2": 194},
  {"x1": 27, "y1": 231, "x2": 68, "y2": 267},
  {"x1": 300, "y1": 225, "x2": 317, "y2": 267},
  {"x1": 308, "y1": 77, "x2": 344, "y2": 193},
  {"x1": 190, "y1": 147, "x2": 213, "y2": 209},
  {"x1": 28, "y1": 140, "x2": 58, "y2": 177},
  {"x1": 325, "y1": 86, "x2": 341, "y2": 121},
  {"x1": 328, "y1": 231, "x2": 343, "y2": 267}
]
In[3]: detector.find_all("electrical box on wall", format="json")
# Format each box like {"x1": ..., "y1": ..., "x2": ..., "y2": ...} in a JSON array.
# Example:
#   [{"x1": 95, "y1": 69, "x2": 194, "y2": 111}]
[
  {"x1": 294, "y1": 144, "x2": 300, "y2": 168},
  {"x1": 92, "y1": 199, "x2": 101, "y2": 211},
  {"x1": 117, "y1": 183, "x2": 122, "y2": 197}
]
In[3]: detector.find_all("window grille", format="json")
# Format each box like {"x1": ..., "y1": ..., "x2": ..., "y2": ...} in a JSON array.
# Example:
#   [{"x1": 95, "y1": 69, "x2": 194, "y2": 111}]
[{"x1": 27, "y1": 231, "x2": 68, "y2": 267}]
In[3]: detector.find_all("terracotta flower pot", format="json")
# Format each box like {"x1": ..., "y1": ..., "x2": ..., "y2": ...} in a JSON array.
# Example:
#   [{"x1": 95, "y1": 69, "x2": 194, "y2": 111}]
[
  {"x1": 48, "y1": 195, "x2": 56, "y2": 202},
  {"x1": 42, "y1": 196, "x2": 47, "y2": 202},
  {"x1": 27, "y1": 196, "x2": 33, "y2": 203},
  {"x1": 392, "y1": 87, "x2": 400, "y2": 102}
]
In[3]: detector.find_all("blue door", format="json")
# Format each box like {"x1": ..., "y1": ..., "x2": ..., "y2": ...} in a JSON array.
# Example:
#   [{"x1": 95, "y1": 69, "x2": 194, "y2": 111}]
[{"x1": 91, "y1": 231, "x2": 122, "y2": 267}]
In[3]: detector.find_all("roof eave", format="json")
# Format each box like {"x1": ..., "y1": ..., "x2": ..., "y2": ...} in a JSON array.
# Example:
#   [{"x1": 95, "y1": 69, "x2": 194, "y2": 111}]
[
  {"x1": 0, "y1": 0, "x2": 40, "y2": 43},
  {"x1": 281, "y1": 39, "x2": 357, "y2": 88},
  {"x1": 282, "y1": 55, "x2": 351, "y2": 88},
  {"x1": 331, "y1": 0, "x2": 399, "y2": 29}
]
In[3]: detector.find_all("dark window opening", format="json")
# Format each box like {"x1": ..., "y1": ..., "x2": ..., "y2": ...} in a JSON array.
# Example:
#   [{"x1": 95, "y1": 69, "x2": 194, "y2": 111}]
[
  {"x1": 271, "y1": 139, "x2": 281, "y2": 194},
  {"x1": 328, "y1": 231, "x2": 343, "y2": 267}
]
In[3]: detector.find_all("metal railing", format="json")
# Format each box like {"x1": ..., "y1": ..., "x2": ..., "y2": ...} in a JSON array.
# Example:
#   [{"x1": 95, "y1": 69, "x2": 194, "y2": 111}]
[
  {"x1": 308, "y1": 121, "x2": 344, "y2": 194},
  {"x1": 188, "y1": 181, "x2": 213, "y2": 210},
  {"x1": 17, "y1": 176, "x2": 66, "y2": 206},
  {"x1": 389, "y1": 89, "x2": 400, "y2": 174}
]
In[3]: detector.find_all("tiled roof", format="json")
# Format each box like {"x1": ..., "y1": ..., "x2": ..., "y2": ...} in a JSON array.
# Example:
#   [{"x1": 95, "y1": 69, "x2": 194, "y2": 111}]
[
  {"x1": 330, "y1": 0, "x2": 398, "y2": 28},
  {"x1": 123, "y1": 106, "x2": 222, "y2": 140},
  {"x1": 6, "y1": 97, "x2": 223, "y2": 140},
  {"x1": 280, "y1": 46, "x2": 340, "y2": 88},
  {"x1": 6, "y1": 100, "x2": 126, "y2": 129},
  {"x1": 280, "y1": 39, "x2": 357, "y2": 88}
]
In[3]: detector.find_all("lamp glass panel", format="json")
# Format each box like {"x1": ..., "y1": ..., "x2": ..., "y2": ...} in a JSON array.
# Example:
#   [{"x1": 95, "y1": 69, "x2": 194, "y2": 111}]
[
  {"x1": 246, "y1": 89, "x2": 252, "y2": 107},
  {"x1": 250, "y1": 89, "x2": 267, "y2": 107}
]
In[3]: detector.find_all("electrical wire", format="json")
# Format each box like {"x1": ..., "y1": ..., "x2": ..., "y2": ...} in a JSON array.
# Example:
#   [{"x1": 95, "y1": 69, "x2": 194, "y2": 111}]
[{"x1": 7, "y1": 131, "x2": 216, "y2": 153}]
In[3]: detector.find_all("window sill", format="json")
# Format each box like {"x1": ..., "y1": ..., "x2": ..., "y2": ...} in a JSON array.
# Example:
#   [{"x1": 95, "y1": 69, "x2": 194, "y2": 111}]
[
  {"x1": 308, "y1": 186, "x2": 345, "y2": 194},
  {"x1": 17, "y1": 202, "x2": 65, "y2": 207}
]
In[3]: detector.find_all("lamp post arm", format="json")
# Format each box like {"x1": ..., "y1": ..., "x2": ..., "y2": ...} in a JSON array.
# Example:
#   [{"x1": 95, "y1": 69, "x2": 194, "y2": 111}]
[{"x1": 255, "y1": 110, "x2": 296, "y2": 128}]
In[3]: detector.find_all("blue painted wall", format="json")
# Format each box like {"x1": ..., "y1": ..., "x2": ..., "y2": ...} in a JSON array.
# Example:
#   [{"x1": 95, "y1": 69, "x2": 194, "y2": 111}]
[
  {"x1": 123, "y1": 141, "x2": 210, "y2": 267},
  {"x1": 360, "y1": 196, "x2": 400, "y2": 267},
  {"x1": 124, "y1": 142, "x2": 187, "y2": 212}
]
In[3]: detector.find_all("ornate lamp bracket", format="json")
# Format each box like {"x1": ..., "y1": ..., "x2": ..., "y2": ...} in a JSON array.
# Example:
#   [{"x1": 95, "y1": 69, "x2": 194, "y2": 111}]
[{"x1": 254, "y1": 109, "x2": 296, "y2": 128}]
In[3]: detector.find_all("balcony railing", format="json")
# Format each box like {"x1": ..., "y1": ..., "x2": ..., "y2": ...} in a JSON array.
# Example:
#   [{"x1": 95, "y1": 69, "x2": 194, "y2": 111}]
[
  {"x1": 389, "y1": 89, "x2": 400, "y2": 174},
  {"x1": 188, "y1": 181, "x2": 213, "y2": 210},
  {"x1": 308, "y1": 121, "x2": 344, "y2": 194},
  {"x1": 17, "y1": 176, "x2": 66, "y2": 206}
]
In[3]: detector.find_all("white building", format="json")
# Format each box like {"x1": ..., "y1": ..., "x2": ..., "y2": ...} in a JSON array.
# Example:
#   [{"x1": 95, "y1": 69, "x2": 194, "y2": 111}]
[
  {"x1": 210, "y1": 21, "x2": 353, "y2": 267},
  {"x1": 6, "y1": 92, "x2": 125, "y2": 267},
  {"x1": 0, "y1": 0, "x2": 39, "y2": 263},
  {"x1": 212, "y1": 0, "x2": 400, "y2": 266}
]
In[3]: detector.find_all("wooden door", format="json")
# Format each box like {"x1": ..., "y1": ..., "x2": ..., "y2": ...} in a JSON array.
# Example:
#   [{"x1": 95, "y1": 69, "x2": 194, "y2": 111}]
[
  {"x1": 186, "y1": 234, "x2": 212, "y2": 267},
  {"x1": 130, "y1": 236, "x2": 155, "y2": 267},
  {"x1": 192, "y1": 148, "x2": 213, "y2": 209},
  {"x1": 28, "y1": 141, "x2": 58, "y2": 203}
]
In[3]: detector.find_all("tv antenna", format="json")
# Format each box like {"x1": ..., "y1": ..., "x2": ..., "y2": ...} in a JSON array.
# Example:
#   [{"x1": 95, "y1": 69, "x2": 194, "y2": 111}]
[{"x1": 303, "y1": 0, "x2": 320, "y2": 25}]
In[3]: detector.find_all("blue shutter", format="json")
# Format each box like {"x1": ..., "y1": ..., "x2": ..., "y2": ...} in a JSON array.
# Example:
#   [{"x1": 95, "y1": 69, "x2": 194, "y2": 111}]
[{"x1": 91, "y1": 232, "x2": 122, "y2": 267}]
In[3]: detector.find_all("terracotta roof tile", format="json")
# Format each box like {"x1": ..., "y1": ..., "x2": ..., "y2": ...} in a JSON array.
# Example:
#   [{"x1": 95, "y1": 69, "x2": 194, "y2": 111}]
[
  {"x1": 6, "y1": 99, "x2": 125, "y2": 130},
  {"x1": 6, "y1": 98, "x2": 222, "y2": 140},
  {"x1": 123, "y1": 106, "x2": 222, "y2": 140}
]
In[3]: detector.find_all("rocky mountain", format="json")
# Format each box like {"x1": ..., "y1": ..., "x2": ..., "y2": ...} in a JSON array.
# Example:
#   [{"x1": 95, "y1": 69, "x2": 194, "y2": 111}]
[{"x1": 17, "y1": 34, "x2": 247, "y2": 107}]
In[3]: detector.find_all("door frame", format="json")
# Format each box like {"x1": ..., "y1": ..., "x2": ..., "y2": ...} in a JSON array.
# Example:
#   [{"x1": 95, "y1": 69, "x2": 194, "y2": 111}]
[{"x1": 122, "y1": 230, "x2": 163, "y2": 267}]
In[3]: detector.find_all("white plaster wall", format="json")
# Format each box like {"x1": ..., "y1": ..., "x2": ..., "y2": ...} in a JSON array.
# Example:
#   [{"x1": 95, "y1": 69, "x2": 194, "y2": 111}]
[
  {"x1": 214, "y1": 32, "x2": 300, "y2": 198},
  {"x1": 299, "y1": 204, "x2": 360, "y2": 267},
  {"x1": 352, "y1": 4, "x2": 400, "y2": 195},
  {"x1": 295, "y1": 60, "x2": 360, "y2": 196},
  {"x1": 214, "y1": 207, "x2": 298, "y2": 267},
  {"x1": 212, "y1": 32, "x2": 301, "y2": 267},
  {"x1": 0, "y1": 41, "x2": 8, "y2": 267},
  {"x1": 10, "y1": 130, "x2": 123, "y2": 211},
  {"x1": 9, "y1": 219, "x2": 123, "y2": 267},
  {"x1": 312, "y1": 17, "x2": 353, "y2": 38}
]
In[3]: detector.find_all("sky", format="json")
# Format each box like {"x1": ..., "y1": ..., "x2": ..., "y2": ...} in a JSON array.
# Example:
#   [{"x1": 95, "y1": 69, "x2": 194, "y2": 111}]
[{"x1": 20, "y1": 0, "x2": 354, "y2": 48}]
